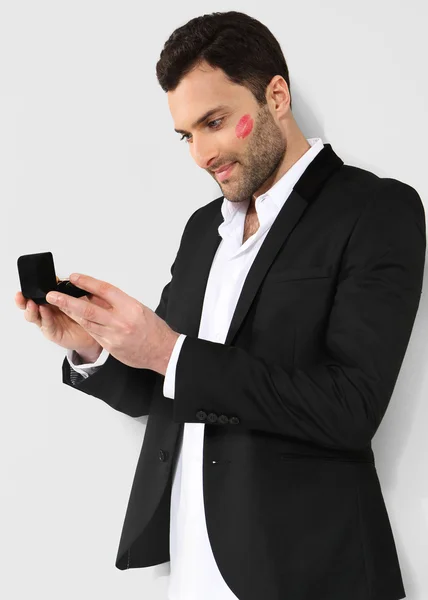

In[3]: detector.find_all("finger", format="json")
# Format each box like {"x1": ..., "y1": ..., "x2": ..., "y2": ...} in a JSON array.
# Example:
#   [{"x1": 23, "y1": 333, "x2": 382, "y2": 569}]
[
  {"x1": 16, "y1": 288, "x2": 110, "y2": 311},
  {"x1": 15, "y1": 291, "x2": 27, "y2": 310},
  {"x1": 84, "y1": 294, "x2": 113, "y2": 311},
  {"x1": 38, "y1": 303, "x2": 58, "y2": 328},
  {"x1": 46, "y1": 290, "x2": 108, "y2": 327},
  {"x1": 24, "y1": 299, "x2": 42, "y2": 326},
  {"x1": 69, "y1": 273, "x2": 126, "y2": 308}
]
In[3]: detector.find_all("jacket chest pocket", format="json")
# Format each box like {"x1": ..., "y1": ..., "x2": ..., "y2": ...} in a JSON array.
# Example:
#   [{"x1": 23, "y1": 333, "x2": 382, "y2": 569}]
[
  {"x1": 265, "y1": 264, "x2": 335, "y2": 283},
  {"x1": 255, "y1": 263, "x2": 336, "y2": 331}
]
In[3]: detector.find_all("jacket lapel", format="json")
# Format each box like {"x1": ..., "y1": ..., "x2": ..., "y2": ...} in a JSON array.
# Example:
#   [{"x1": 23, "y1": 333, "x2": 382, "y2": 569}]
[{"x1": 174, "y1": 143, "x2": 344, "y2": 346}]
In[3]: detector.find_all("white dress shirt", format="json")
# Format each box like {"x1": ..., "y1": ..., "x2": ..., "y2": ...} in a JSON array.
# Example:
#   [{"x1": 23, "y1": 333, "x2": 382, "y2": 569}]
[{"x1": 67, "y1": 137, "x2": 324, "y2": 599}]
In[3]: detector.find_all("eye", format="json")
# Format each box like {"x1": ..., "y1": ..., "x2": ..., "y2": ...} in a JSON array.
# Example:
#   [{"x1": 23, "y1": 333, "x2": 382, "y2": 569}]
[{"x1": 180, "y1": 118, "x2": 223, "y2": 143}]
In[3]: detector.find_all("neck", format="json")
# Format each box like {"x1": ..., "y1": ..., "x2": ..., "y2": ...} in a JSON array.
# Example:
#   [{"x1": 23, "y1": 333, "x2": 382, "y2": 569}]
[{"x1": 248, "y1": 119, "x2": 311, "y2": 212}]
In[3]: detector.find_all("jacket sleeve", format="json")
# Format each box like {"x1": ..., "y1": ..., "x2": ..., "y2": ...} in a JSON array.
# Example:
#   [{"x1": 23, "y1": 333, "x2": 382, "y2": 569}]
[
  {"x1": 61, "y1": 208, "x2": 200, "y2": 417},
  {"x1": 172, "y1": 180, "x2": 426, "y2": 450}
]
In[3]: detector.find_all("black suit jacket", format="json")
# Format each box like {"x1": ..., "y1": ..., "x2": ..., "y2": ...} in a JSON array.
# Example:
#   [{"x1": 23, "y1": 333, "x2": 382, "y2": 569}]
[{"x1": 62, "y1": 144, "x2": 426, "y2": 600}]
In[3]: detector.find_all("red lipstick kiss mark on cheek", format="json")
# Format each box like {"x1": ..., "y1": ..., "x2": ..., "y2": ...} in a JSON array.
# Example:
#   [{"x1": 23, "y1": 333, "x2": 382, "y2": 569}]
[{"x1": 235, "y1": 114, "x2": 253, "y2": 139}]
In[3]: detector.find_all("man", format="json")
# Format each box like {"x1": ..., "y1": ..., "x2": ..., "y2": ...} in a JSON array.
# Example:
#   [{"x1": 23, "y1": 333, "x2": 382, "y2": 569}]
[{"x1": 55, "y1": 11, "x2": 425, "y2": 600}]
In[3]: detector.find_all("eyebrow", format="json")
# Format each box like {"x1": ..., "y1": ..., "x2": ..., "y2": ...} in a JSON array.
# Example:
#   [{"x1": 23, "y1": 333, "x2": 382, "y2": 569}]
[{"x1": 174, "y1": 104, "x2": 230, "y2": 135}]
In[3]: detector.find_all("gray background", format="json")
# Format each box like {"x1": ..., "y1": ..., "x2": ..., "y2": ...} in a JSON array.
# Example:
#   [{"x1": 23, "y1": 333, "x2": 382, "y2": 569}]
[{"x1": 1, "y1": 1, "x2": 427, "y2": 598}]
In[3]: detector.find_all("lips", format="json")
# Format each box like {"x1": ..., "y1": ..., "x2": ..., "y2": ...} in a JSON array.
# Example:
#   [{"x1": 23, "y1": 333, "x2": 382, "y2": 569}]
[
  {"x1": 215, "y1": 162, "x2": 234, "y2": 173},
  {"x1": 215, "y1": 162, "x2": 236, "y2": 182}
]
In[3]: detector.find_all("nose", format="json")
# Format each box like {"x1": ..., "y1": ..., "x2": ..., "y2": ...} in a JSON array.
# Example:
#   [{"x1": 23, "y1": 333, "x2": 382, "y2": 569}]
[{"x1": 191, "y1": 136, "x2": 220, "y2": 171}]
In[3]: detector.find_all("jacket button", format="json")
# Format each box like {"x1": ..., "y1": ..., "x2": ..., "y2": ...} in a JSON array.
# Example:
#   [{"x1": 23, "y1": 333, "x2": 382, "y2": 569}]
[
  {"x1": 196, "y1": 410, "x2": 207, "y2": 421},
  {"x1": 207, "y1": 413, "x2": 218, "y2": 423},
  {"x1": 159, "y1": 449, "x2": 169, "y2": 462},
  {"x1": 218, "y1": 415, "x2": 229, "y2": 424},
  {"x1": 230, "y1": 416, "x2": 240, "y2": 425}
]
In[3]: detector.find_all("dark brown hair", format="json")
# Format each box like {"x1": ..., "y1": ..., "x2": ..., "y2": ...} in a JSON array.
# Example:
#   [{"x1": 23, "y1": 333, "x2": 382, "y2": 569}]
[{"x1": 156, "y1": 11, "x2": 292, "y2": 110}]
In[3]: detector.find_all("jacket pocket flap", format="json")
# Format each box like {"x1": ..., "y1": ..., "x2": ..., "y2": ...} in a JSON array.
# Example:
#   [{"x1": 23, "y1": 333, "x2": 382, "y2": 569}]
[{"x1": 266, "y1": 265, "x2": 334, "y2": 282}]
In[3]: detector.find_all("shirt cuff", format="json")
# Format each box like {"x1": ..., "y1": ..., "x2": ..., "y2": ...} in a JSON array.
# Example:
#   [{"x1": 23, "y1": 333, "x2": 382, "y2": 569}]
[
  {"x1": 163, "y1": 334, "x2": 187, "y2": 399},
  {"x1": 66, "y1": 347, "x2": 110, "y2": 379}
]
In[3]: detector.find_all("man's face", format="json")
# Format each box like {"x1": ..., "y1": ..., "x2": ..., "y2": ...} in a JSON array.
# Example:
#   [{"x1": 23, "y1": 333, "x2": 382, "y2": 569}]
[{"x1": 168, "y1": 62, "x2": 287, "y2": 204}]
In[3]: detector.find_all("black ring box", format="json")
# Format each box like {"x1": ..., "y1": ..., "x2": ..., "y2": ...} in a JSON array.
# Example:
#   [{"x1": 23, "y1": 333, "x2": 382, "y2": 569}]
[{"x1": 17, "y1": 251, "x2": 87, "y2": 305}]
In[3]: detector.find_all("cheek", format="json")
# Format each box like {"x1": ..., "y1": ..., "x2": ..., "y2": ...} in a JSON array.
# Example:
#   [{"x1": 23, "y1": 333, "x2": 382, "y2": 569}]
[{"x1": 235, "y1": 114, "x2": 254, "y2": 139}]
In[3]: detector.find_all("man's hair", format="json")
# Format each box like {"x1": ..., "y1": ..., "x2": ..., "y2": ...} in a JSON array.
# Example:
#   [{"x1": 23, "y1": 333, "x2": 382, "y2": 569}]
[{"x1": 156, "y1": 11, "x2": 292, "y2": 110}]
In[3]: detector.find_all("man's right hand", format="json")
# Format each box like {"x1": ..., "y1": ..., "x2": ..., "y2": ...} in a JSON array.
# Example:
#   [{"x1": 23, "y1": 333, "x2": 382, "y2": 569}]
[{"x1": 15, "y1": 288, "x2": 107, "y2": 361}]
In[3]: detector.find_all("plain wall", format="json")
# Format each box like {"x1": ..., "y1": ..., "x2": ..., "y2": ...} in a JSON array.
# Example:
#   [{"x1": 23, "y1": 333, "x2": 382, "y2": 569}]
[{"x1": 1, "y1": 1, "x2": 427, "y2": 598}]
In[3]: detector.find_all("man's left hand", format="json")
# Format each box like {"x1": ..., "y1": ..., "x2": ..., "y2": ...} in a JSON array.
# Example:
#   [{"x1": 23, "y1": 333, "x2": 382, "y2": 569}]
[{"x1": 46, "y1": 273, "x2": 179, "y2": 375}]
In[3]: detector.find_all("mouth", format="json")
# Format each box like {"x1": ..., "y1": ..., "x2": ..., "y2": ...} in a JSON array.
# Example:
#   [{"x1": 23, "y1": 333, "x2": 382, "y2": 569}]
[{"x1": 215, "y1": 162, "x2": 237, "y2": 182}]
